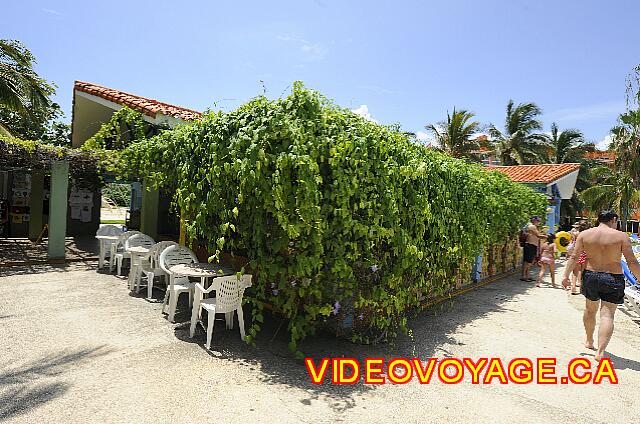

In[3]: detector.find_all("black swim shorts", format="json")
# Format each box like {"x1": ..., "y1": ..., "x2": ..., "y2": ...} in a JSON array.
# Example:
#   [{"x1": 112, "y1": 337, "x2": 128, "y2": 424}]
[
  {"x1": 523, "y1": 243, "x2": 537, "y2": 264},
  {"x1": 581, "y1": 270, "x2": 625, "y2": 305}
]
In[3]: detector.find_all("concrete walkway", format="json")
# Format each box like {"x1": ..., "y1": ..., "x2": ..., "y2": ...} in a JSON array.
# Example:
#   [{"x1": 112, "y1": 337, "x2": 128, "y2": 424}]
[
  {"x1": 0, "y1": 261, "x2": 638, "y2": 423},
  {"x1": 0, "y1": 237, "x2": 99, "y2": 266}
]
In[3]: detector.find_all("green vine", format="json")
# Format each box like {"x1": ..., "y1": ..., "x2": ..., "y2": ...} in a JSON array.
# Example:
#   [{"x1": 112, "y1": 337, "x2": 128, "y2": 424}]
[
  {"x1": 1, "y1": 135, "x2": 106, "y2": 188},
  {"x1": 79, "y1": 106, "x2": 167, "y2": 179},
  {"x1": 82, "y1": 106, "x2": 147, "y2": 151},
  {"x1": 123, "y1": 82, "x2": 547, "y2": 354}
]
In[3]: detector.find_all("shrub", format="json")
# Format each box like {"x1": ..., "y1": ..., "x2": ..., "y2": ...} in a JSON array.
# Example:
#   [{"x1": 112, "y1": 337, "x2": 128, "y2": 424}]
[
  {"x1": 124, "y1": 83, "x2": 546, "y2": 353},
  {"x1": 102, "y1": 183, "x2": 131, "y2": 207},
  {"x1": 0, "y1": 136, "x2": 104, "y2": 188}
]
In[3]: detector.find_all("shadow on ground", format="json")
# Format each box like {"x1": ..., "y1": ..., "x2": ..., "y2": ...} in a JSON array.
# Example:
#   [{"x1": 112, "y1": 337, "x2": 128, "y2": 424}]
[
  {"x1": 0, "y1": 261, "x2": 97, "y2": 278},
  {"x1": 578, "y1": 351, "x2": 640, "y2": 371},
  {"x1": 0, "y1": 347, "x2": 110, "y2": 420},
  {"x1": 0, "y1": 236, "x2": 99, "y2": 268},
  {"x1": 169, "y1": 276, "x2": 532, "y2": 412}
]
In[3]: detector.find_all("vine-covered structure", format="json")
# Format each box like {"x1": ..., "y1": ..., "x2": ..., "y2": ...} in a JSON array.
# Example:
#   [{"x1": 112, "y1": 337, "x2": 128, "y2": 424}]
[
  {"x1": 0, "y1": 137, "x2": 105, "y2": 257},
  {"x1": 123, "y1": 82, "x2": 548, "y2": 350},
  {"x1": 0, "y1": 81, "x2": 202, "y2": 259},
  {"x1": 71, "y1": 81, "x2": 202, "y2": 237}
]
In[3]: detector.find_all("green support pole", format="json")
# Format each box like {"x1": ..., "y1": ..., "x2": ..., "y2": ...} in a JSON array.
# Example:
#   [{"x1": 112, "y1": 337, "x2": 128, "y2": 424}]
[
  {"x1": 140, "y1": 180, "x2": 159, "y2": 239},
  {"x1": 48, "y1": 161, "x2": 69, "y2": 261},
  {"x1": 28, "y1": 172, "x2": 44, "y2": 241}
]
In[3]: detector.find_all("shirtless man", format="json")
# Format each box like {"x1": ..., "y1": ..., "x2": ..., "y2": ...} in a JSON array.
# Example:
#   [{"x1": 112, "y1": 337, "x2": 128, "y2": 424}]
[
  {"x1": 521, "y1": 216, "x2": 547, "y2": 281},
  {"x1": 562, "y1": 210, "x2": 640, "y2": 361}
]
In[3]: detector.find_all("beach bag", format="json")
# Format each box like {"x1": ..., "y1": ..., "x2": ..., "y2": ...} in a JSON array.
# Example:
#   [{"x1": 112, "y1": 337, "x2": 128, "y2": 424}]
[{"x1": 519, "y1": 226, "x2": 528, "y2": 247}]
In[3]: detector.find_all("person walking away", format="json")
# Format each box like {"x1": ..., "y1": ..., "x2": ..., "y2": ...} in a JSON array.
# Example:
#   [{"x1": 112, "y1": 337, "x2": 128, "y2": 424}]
[
  {"x1": 565, "y1": 222, "x2": 579, "y2": 260},
  {"x1": 562, "y1": 210, "x2": 640, "y2": 361},
  {"x1": 521, "y1": 216, "x2": 547, "y2": 281},
  {"x1": 537, "y1": 233, "x2": 557, "y2": 287},
  {"x1": 568, "y1": 220, "x2": 591, "y2": 294}
]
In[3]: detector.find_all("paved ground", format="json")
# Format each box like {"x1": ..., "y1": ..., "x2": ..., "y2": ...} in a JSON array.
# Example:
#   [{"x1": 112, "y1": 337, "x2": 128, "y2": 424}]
[
  {"x1": 0, "y1": 261, "x2": 638, "y2": 423},
  {"x1": 0, "y1": 237, "x2": 99, "y2": 266}
]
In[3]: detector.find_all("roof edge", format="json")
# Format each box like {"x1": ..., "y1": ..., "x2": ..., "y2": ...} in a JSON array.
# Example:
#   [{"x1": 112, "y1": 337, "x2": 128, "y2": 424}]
[{"x1": 73, "y1": 80, "x2": 202, "y2": 121}]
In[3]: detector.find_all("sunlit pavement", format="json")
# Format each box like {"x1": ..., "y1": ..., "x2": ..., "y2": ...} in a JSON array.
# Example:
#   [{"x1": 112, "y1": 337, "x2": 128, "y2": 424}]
[{"x1": 0, "y1": 261, "x2": 638, "y2": 423}]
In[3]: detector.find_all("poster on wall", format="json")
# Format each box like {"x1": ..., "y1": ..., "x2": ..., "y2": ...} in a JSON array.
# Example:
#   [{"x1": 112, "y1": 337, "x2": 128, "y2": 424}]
[
  {"x1": 11, "y1": 173, "x2": 31, "y2": 221},
  {"x1": 69, "y1": 186, "x2": 94, "y2": 223}
]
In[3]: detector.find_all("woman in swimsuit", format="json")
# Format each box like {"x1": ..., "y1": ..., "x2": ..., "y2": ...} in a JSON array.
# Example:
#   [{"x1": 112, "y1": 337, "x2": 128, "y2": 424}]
[
  {"x1": 567, "y1": 220, "x2": 591, "y2": 293},
  {"x1": 537, "y1": 233, "x2": 557, "y2": 288},
  {"x1": 570, "y1": 251, "x2": 588, "y2": 294}
]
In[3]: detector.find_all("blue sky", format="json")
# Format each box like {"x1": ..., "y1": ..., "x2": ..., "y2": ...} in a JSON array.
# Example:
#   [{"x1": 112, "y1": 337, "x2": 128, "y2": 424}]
[{"x1": 5, "y1": 1, "x2": 640, "y2": 148}]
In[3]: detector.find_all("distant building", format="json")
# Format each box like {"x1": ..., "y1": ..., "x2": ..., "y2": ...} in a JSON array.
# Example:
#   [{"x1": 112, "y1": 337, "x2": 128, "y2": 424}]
[
  {"x1": 584, "y1": 150, "x2": 615, "y2": 166},
  {"x1": 470, "y1": 136, "x2": 498, "y2": 165},
  {"x1": 487, "y1": 163, "x2": 581, "y2": 232}
]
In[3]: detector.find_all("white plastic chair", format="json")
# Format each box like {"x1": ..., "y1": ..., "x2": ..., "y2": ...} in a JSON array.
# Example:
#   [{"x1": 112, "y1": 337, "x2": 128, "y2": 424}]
[
  {"x1": 110, "y1": 230, "x2": 142, "y2": 275},
  {"x1": 136, "y1": 241, "x2": 178, "y2": 299},
  {"x1": 624, "y1": 285, "x2": 640, "y2": 316},
  {"x1": 159, "y1": 244, "x2": 198, "y2": 322},
  {"x1": 189, "y1": 274, "x2": 252, "y2": 349},
  {"x1": 96, "y1": 225, "x2": 123, "y2": 268},
  {"x1": 125, "y1": 233, "x2": 156, "y2": 291}
]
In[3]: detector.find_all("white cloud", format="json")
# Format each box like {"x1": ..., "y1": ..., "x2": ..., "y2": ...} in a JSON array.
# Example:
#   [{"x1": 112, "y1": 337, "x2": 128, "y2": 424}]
[
  {"x1": 351, "y1": 105, "x2": 378, "y2": 123},
  {"x1": 415, "y1": 130, "x2": 435, "y2": 146},
  {"x1": 358, "y1": 85, "x2": 404, "y2": 95},
  {"x1": 277, "y1": 35, "x2": 328, "y2": 62},
  {"x1": 41, "y1": 8, "x2": 62, "y2": 15},
  {"x1": 415, "y1": 131, "x2": 430, "y2": 141},
  {"x1": 548, "y1": 101, "x2": 624, "y2": 122},
  {"x1": 595, "y1": 134, "x2": 613, "y2": 151},
  {"x1": 300, "y1": 43, "x2": 327, "y2": 61}
]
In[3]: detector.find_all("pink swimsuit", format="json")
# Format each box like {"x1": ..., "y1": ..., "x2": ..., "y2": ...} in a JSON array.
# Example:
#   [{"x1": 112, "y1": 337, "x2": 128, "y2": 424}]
[
  {"x1": 577, "y1": 251, "x2": 587, "y2": 265},
  {"x1": 539, "y1": 257, "x2": 554, "y2": 265},
  {"x1": 539, "y1": 243, "x2": 555, "y2": 265}
]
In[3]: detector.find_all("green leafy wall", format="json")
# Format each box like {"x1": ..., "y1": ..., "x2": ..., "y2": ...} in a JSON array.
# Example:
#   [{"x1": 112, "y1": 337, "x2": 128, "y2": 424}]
[{"x1": 123, "y1": 83, "x2": 547, "y2": 351}]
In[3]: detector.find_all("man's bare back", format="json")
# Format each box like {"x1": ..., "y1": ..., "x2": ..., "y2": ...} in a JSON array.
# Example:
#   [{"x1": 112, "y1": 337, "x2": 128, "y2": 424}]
[{"x1": 577, "y1": 225, "x2": 633, "y2": 274}]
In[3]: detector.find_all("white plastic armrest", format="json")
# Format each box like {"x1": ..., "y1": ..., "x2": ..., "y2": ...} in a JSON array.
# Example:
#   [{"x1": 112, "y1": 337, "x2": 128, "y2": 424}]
[{"x1": 195, "y1": 283, "x2": 216, "y2": 295}]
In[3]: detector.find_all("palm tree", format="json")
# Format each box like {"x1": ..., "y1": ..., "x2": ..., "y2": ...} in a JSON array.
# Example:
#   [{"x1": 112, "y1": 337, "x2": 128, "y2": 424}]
[
  {"x1": 594, "y1": 108, "x2": 640, "y2": 229},
  {"x1": 425, "y1": 108, "x2": 483, "y2": 161},
  {"x1": 0, "y1": 39, "x2": 53, "y2": 120},
  {"x1": 542, "y1": 122, "x2": 592, "y2": 164},
  {"x1": 489, "y1": 100, "x2": 547, "y2": 165},
  {"x1": 611, "y1": 109, "x2": 640, "y2": 185},
  {"x1": 539, "y1": 123, "x2": 594, "y2": 220},
  {"x1": 581, "y1": 66, "x2": 640, "y2": 229},
  {"x1": 580, "y1": 169, "x2": 640, "y2": 230}
]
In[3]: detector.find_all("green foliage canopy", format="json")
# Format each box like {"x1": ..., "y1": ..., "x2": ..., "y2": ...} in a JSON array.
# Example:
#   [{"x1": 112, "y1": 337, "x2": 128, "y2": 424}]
[
  {"x1": 0, "y1": 136, "x2": 104, "y2": 188},
  {"x1": 0, "y1": 39, "x2": 70, "y2": 145},
  {"x1": 80, "y1": 106, "x2": 161, "y2": 177},
  {"x1": 102, "y1": 183, "x2": 132, "y2": 207},
  {"x1": 82, "y1": 106, "x2": 148, "y2": 151},
  {"x1": 124, "y1": 83, "x2": 546, "y2": 351},
  {"x1": 0, "y1": 39, "x2": 53, "y2": 120}
]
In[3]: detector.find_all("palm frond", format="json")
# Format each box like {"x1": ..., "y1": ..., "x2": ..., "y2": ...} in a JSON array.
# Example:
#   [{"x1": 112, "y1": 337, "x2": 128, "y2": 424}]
[
  {"x1": 0, "y1": 39, "x2": 54, "y2": 120},
  {"x1": 425, "y1": 108, "x2": 482, "y2": 161},
  {"x1": 580, "y1": 184, "x2": 617, "y2": 212}
]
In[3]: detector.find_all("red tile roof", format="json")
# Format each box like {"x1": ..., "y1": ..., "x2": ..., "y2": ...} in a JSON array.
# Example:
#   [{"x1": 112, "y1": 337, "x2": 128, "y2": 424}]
[
  {"x1": 584, "y1": 150, "x2": 615, "y2": 162},
  {"x1": 487, "y1": 163, "x2": 581, "y2": 184},
  {"x1": 74, "y1": 81, "x2": 202, "y2": 121}
]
